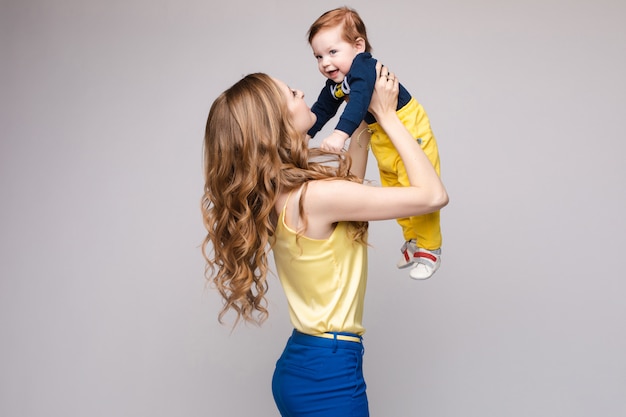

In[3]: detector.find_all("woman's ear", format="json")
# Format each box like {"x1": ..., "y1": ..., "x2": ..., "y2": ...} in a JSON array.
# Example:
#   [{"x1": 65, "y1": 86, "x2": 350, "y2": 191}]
[{"x1": 355, "y1": 37, "x2": 366, "y2": 52}]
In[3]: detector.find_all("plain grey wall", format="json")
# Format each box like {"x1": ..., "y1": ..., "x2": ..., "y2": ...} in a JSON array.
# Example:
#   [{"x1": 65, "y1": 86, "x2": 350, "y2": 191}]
[{"x1": 1, "y1": 0, "x2": 624, "y2": 416}]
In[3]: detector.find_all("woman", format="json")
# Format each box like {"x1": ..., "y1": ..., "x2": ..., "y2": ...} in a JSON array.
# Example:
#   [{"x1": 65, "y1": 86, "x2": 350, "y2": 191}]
[{"x1": 202, "y1": 63, "x2": 448, "y2": 416}]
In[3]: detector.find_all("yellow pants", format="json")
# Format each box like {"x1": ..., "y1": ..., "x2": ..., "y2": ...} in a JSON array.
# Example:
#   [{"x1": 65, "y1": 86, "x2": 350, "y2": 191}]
[{"x1": 368, "y1": 98, "x2": 442, "y2": 250}]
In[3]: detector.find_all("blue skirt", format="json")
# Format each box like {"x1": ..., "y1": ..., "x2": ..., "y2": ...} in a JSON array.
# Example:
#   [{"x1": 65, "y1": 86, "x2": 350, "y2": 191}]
[{"x1": 272, "y1": 330, "x2": 369, "y2": 417}]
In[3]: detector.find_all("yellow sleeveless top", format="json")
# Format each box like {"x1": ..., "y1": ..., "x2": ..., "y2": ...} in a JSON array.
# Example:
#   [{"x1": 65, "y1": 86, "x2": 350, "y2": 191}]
[{"x1": 272, "y1": 191, "x2": 368, "y2": 336}]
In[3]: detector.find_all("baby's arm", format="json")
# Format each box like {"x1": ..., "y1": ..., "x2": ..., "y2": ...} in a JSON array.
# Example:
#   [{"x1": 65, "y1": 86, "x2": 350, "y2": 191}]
[
  {"x1": 320, "y1": 55, "x2": 377, "y2": 152},
  {"x1": 320, "y1": 130, "x2": 350, "y2": 152},
  {"x1": 308, "y1": 82, "x2": 343, "y2": 139}
]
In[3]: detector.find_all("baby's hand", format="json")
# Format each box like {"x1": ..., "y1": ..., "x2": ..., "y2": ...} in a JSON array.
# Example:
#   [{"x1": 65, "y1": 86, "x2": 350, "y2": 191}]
[{"x1": 320, "y1": 130, "x2": 349, "y2": 152}]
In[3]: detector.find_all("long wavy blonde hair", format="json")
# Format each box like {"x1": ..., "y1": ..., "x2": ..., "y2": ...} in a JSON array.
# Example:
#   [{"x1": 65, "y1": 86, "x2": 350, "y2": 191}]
[{"x1": 202, "y1": 73, "x2": 367, "y2": 326}]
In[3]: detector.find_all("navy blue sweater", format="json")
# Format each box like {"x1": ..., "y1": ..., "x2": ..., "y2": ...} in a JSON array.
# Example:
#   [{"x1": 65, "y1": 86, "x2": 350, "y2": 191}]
[{"x1": 308, "y1": 52, "x2": 412, "y2": 138}]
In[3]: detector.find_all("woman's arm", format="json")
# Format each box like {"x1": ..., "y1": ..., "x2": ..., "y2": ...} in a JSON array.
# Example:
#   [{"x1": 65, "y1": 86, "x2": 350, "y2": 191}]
[
  {"x1": 305, "y1": 63, "x2": 448, "y2": 227},
  {"x1": 345, "y1": 121, "x2": 371, "y2": 179},
  {"x1": 368, "y1": 65, "x2": 448, "y2": 209}
]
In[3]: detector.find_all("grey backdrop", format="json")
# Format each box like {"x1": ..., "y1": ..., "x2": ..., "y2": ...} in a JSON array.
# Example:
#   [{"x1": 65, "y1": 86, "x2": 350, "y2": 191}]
[{"x1": 1, "y1": 0, "x2": 624, "y2": 416}]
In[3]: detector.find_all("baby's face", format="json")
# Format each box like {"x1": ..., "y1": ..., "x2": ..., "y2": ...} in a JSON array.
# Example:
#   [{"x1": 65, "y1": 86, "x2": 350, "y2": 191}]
[{"x1": 311, "y1": 25, "x2": 363, "y2": 83}]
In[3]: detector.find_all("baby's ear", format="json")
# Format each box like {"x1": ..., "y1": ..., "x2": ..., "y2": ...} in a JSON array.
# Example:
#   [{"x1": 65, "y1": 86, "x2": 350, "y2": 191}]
[{"x1": 355, "y1": 37, "x2": 366, "y2": 52}]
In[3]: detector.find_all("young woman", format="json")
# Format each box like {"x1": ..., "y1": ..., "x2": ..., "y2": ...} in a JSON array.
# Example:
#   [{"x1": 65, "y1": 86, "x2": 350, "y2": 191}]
[{"x1": 202, "y1": 63, "x2": 448, "y2": 417}]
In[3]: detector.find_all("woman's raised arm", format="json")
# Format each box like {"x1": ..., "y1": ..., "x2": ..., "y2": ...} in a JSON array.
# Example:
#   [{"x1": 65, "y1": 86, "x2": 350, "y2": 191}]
[
  {"x1": 368, "y1": 63, "x2": 448, "y2": 209},
  {"x1": 304, "y1": 63, "x2": 448, "y2": 227}
]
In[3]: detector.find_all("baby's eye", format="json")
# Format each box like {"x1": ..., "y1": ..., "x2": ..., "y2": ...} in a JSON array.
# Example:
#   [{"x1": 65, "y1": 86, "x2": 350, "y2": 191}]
[
  {"x1": 315, "y1": 55, "x2": 322, "y2": 61},
  {"x1": 329, "y1": 50, "x2": 337, "y2": 55}
]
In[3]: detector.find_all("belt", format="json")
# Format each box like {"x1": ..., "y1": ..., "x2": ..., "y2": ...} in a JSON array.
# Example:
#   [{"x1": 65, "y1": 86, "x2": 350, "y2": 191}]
[{"x1": 311, "y1": 332, "x2": 362, "y2": 344}]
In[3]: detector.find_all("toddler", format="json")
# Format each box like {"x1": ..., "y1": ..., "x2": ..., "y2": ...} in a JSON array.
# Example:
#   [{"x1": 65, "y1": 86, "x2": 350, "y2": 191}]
[{"x1": 307, "y1": 7, "x2": 443, "y2": 279}]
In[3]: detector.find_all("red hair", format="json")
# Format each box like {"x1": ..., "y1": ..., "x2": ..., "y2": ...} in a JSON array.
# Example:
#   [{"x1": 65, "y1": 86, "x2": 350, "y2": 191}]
[{"x1": 307, "y1": 6, "x2": 372, "y2": 52}]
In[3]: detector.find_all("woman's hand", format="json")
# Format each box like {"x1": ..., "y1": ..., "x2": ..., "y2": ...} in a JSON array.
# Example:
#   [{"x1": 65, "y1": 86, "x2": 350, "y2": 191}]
[{"x1": 368, "y1": 62, "x2": 399, "y2": 120}]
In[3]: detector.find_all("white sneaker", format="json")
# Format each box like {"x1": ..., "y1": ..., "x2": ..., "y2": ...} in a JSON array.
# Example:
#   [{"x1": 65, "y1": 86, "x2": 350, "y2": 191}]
[
  {"x1": 409, "y1": 248, "x2": 441, "y2": 280},
  {"x1": 396, "y1": 240, "x2": 418, "y2": 269}
]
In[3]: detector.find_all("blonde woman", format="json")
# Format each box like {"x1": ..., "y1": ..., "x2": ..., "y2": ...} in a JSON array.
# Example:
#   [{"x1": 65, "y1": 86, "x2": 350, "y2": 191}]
[{"x1": 202, "y1": 63, "x2": 448, "y2": 417}]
